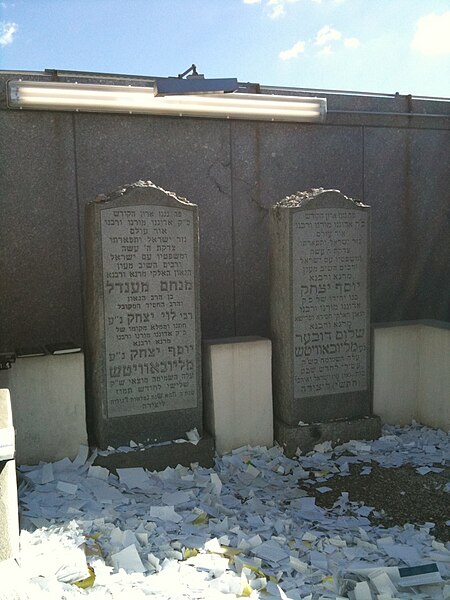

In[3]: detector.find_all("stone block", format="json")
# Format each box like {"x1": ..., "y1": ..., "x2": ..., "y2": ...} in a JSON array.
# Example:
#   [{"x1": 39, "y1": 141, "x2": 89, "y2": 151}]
[
  {"x1": 85, "y1": 181, "x2": 203, "y2": 448},
  {"x1": 274, "y1": 415, "x2": 381, "y2": 457},
  {"x1": 0, "y1": 354, "x2": 87, "y2": 465},
  {"x1": 203, "y1": 337, "x2": 273, "y2": 454},
  {"x1": 270, "y1": 189, "x2": 378, "y2": 450},
  {"x1": 94, "y1": 433, "x2": 215, "y2": 473}
]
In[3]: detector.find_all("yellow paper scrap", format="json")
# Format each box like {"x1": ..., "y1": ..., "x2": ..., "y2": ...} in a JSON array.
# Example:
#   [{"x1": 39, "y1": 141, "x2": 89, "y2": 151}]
[
  {"x1": 240, "y1": 572, "x2": 253, "y2": 597},
  {"x1": 73, "y1": 566, "x2": 95, "y2": 589},
  {"x1": 193, "y1": 511, "x2": 209, "y2": 525},
  {"x1": 222, "y1": 546, "x2": 242, "y2": 558}
]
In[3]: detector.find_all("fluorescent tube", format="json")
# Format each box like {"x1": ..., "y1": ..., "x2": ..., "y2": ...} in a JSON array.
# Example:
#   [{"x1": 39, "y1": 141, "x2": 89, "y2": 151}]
[{"x1": 7, "y1": 80, "x2": 327, "y2": 123}]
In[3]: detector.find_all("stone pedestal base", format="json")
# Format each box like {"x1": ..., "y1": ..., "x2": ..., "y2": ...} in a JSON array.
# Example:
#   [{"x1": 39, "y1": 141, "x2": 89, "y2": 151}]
[
  {"x1": 93, "y1": 432, "x2": 215, "y2": 473},
  {"x1": 274, "y1": 415, "x2": 382, "y2": 457}
]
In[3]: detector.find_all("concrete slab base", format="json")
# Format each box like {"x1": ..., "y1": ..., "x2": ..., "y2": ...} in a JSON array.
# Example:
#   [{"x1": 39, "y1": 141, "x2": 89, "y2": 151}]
[
  {"x1": 274, "y1": 415, "x2": 382, "y2": 457},
  {"x1": 93, "y1": 432, "x2": 215, "y2": 474}
]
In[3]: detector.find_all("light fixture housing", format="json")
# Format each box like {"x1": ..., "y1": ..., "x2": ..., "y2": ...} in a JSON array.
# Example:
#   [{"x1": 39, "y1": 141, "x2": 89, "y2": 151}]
[
  {"x1": 7, "y1": 80, "x2": 327, "y2": 123},
  {"x1": 154, "y1": 77, "x2": 239, "y2": 96}
]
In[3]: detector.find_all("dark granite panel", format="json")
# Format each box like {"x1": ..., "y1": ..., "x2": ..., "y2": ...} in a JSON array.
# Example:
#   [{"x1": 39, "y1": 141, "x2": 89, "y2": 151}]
[
  {"x1": 0, "y1": 111, "x2": 83, "y2": 351},
  {"x1": 364, "y1": 128, "x2": 410, "y2": 322},
  {"x1": 231, "y1": 122, "x2": 364, "y2": 337},
  {"x1": 408, "y1": 129, "x2": 450, "y2": 321},
  {"x1": 74, "y1": 113, "x2": 234, "y2": 339},
  {"x1": 364, "y1": 127, "x2": 450, "y2": 323}
]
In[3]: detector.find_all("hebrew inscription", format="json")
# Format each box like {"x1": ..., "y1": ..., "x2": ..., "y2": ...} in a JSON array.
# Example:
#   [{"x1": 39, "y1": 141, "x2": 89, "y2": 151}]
[
  {"x1": 101, "y1": 205, "x2": 197, "y2": 417},
  {"x1": 292, "y1": 208, "x2": 369, "y2": 398}
]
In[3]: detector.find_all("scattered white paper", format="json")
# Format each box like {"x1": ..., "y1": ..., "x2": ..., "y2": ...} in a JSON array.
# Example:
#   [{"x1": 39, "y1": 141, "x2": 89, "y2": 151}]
[
  {"x1": 252, "y1": 540, "x2": 289, "y2": 563},
  {"x1": 186, "y1": 428, "x2": 200, "y2": 445},
  {"x1": 150, "y1": 505, "x2": 183, "y2": 523},
  {"x1": 352, "y1": 580, "x2": 373, "y2": 599},
  {"x1": 56, "y1": 481, "x2": 78, "y2": 495},
  {"x1": 14, "y1": 423, "x2": 450, "y2": 599},
  {"x1": 116, "y1": 467, "x2": 150, "y2": 489},
  {"x1": 161, "y1": 490, "x2": 192, "y2": 505},
  {"x1": 72, "y1": 445, "x2": 89, "y2": 468},
  {"x1": 41, "y1": 463, "x2": 54, "y2": 484},
  {"x1": 87, "y1": 465, "x2": 109, "y2": 480},
  {"x1": 111, "y1": 544, "x2": 146, "y2": 573}
]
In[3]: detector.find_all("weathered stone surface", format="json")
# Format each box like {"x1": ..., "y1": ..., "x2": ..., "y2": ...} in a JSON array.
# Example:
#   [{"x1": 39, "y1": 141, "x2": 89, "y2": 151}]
[
  {"x1": 85, "y1": 181, "x2": 202, "y2": 448},
  {"x1": 274, "y1": 415, "x2": 382, "y2": 457},
  {"x1": 94, "y1": 433, "x2": 215, "y2": 473},
  {"x1": 270, "y1": 189, "x2": 373, "y2": 428}
]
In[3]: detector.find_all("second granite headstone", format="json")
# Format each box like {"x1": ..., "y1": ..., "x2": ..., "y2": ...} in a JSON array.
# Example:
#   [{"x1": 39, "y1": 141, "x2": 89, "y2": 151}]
[
  {"x1": 270, "y1": 189, "x2": 381, "y2": 454},
  {"x1": 85, "y1": 181, "x2": 203, "y2": 451}
]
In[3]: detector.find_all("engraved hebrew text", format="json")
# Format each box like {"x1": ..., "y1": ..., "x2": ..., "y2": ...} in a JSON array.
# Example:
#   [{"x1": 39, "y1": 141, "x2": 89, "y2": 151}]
[
  {"x1": 101, "y1": 205, "x2": 197, "y2": 417},
  {"x1": 292, "y1": 208, "x2": 369, "y2": 398}
]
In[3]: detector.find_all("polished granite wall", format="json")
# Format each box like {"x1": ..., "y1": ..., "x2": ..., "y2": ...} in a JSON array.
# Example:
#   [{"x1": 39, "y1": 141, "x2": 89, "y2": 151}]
[{"x1": 1, "y1": 73, "x2": 449, "y2": 350}]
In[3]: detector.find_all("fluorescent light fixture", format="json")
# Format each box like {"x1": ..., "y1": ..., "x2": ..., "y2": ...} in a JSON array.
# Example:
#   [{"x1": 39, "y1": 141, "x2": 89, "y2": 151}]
[
  {"x1": 154, "y1": 77, "x2": 239, "y2": 96},
  {"x1": 7, "y1": 80, "x2": 327, "y2": 123}
]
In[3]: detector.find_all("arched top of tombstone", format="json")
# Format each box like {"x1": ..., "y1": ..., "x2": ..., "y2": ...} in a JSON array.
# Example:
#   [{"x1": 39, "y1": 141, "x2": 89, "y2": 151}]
[
  {"x1": 92, "y1": 180, "x2": 195, "y2": 209},
  {"x1": 273, "y1": 188, "x2": 369, "y2": 212}
]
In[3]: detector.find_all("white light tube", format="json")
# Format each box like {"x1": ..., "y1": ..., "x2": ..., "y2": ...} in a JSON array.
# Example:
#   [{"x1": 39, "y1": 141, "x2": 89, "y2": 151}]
[{"x1": 7, "y1": 80, "x2": 327, "y2": 123}]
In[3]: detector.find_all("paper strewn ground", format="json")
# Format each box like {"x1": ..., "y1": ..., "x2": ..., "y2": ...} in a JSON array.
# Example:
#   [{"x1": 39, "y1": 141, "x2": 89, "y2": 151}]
[{"x1": 8, "y1": 423, "x2": 450, "y2": 599}]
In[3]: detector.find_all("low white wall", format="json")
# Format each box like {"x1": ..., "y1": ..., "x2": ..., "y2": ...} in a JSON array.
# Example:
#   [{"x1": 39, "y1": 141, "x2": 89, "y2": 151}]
[
  {"x1": 373, "y1": 322, "x2": 450, "y2": 430},
  {"x1": 373, "y1": 325, "x2": 420, "y2": 426},
  {"x1": 1, "y1": 323, "x2": 447, "y2": 465},
  {"x1": 203, "y1": 337, "x2": 273, "y2": 454},
  {"x1": 417, "y1": 325, "x2": 450, "y2": 430},
  {"x1": 0, "y1": 354, "x2": 87, "y2": 465}
]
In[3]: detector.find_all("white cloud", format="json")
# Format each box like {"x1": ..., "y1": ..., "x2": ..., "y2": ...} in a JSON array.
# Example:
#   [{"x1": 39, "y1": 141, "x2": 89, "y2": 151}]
[
  {"x1": 315, "y1": 25, "x2": 342, "y2": 46},
  {"x1": 318, "y1": 45, "x2": 333, "y2": 56},
  {"x1": 266, "y1": 0, "x2": 300, "y2": 19},
  {"x1": 0, "y1": 21, "x2": 18, "y2": 46},
  {"x1": 279, "y1": 40, "x2": 306, "y2": 60},
  {"x1": 267, "y1": 0, "x2": 286, "y2": 19},
  {"x1": 344, "y1": 37, "x2": 360, "y2": 49},
  {"x1": 411, "y1": 11, "x2": 450, "y2": 56},
  {"x1": 249, "y1": 0, "x2": 344, "y2": 19}
]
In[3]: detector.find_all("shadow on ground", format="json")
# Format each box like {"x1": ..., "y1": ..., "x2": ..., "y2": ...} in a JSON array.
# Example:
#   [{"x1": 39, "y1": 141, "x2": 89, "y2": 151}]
[{"x1": 305, "y1": 463, "x2": 450, "y2": 542}]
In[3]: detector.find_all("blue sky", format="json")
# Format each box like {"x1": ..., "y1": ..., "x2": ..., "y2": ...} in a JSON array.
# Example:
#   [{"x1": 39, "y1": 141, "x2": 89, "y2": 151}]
[{"x1": 1, "y1": 0, "x2": 449, "y2": 97}]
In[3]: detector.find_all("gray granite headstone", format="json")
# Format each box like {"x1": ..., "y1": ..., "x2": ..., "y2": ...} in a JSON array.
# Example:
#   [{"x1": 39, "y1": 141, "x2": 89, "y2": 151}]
[
  {"x1": 85, "y1": 181, "x2": 202, "y2": 448},
  {"x1": 270, "y1": 189, "x2": 380, "y2": 452}
]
